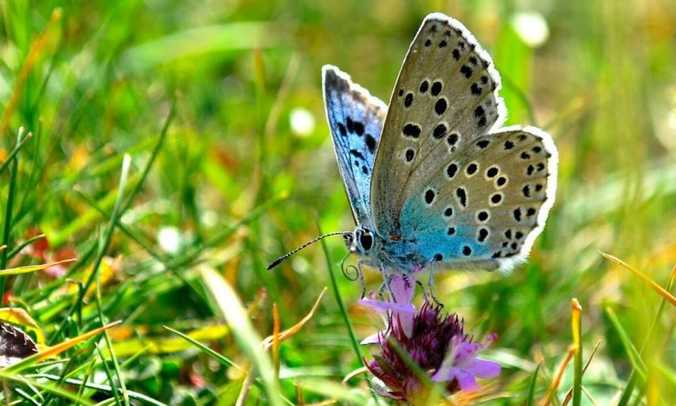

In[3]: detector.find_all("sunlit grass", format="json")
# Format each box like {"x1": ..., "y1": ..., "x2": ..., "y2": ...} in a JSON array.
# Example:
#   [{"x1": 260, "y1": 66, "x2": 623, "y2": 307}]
[{"x1": 0, "y1": 0, "x2": 674, "y2": 404}]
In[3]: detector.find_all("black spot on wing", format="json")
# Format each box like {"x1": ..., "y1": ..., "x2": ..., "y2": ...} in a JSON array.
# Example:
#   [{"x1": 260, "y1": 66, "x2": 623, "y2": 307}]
[
  {"x1": 435, "y1": 98, "x2": 447, "y2": 115},
  {"x1": 402, "y1": 123, "x2": 422, "y2": 138},
  {"x1": 353, "y1": 120, "x2": 365, "y2": 136},
  {"x1": 337, "y1": 123, "x2": 347, "y2": 137},
  {"x1": 431, "y1": 81, "x2": 443, "y2": 96},
  {"x1": 365, "y1": 134, "x2": 377, "y2": 153},
  {"x1": 346, "y1": 117, "x2": 355, "y2": 133},
  {"x1": 350, "y1": 149, "x2": 365, "y2": 160}
]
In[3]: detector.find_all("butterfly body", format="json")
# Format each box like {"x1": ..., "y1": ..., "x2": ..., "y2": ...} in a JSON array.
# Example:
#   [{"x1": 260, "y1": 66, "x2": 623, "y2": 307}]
[
  {"x1": 313, "y1": 13, "x2": 558, "y2": 274},
  {"x1": 344, "y1": 226, "x2": 426, "y2": 273}
]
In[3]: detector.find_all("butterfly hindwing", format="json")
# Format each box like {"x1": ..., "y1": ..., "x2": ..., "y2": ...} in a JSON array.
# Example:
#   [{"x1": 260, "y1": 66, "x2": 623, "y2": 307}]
[
  {"x1": 323, "y1": 65, "x2": 387, "y2": 227},
  {"x1": 400, "y1": 126, "x2": 558, "y2": 271},
  {"x1": 371, "y1": 13, "x2": 505, "y2": 238}
]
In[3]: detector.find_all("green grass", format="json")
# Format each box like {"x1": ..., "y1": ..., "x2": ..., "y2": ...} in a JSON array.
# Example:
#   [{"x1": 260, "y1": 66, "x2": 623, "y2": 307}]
[{"x1": 0, "y1": 0, "x2": 674, "y2": 404}]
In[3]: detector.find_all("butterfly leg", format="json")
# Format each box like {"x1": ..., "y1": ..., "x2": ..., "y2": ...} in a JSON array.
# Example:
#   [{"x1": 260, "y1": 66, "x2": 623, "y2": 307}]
[
  {"x1": 378, "y1": 269, "x2": 395, "y2": 301},
  {"x1": 423, "y1": 269, "x2": 443, "y2": 307}
]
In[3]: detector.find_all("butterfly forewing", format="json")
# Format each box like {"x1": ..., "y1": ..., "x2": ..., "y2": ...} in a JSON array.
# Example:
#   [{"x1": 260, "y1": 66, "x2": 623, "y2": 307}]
[
  {"x1": 323, "y1": 66, "x2": 387, "y2": 227},
  {"x1": 371, "y1": 13, "x2": 505, "y2": 238}
]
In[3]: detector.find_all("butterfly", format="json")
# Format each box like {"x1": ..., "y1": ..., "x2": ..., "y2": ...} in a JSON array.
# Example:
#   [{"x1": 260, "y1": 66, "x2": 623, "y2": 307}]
[{"x1": 269, "y1": 13, "x2": 557, "y2": 274}]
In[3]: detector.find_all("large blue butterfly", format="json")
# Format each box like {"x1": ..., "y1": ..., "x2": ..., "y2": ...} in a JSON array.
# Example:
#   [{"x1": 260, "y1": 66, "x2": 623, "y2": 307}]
[
  {"x1": 323, "y1": 12, "x2": 558, "y2": 274},
  {"x1": 271, "y1": 13, "x2": 558, "y2": 274}
]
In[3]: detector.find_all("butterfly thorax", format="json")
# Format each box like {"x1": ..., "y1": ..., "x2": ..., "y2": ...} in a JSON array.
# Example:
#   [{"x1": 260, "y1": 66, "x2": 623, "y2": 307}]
[{"x1": 345, "y1": 226, "x2": 427, "y2": 272}]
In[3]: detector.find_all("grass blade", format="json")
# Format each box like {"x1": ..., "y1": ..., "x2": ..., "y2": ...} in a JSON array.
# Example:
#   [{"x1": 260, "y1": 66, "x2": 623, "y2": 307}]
[
  {"x1": 295, "y1": 378, "x2": 368, "y2": 404},
  {"x1": 95, "y1": 279, "x2": 128, "y2": 405},
  {"x1": 617, "y1": 377, "x2": 636, "y2": 406},
  {"x1": 31, "y1": 374, "x2": 166, "y2": 406},
  {"x1": 120, "y1": 101, "x2": 174, "y2": 214},
  {"x1": 199, "y1": 266, "x2": 283, "y2": 406},
  {"x1": 0, "y1": 371, "x2": 93, "y2": 406},
  {"x1": 0, "y1": 8, "x2": 62, "y2": 136},
  {"x1": 602, "y1": 253, "x2": 675, "y2": 306},
  {"x1": 164, "y1": 326, "x2": 294, "y2": 406},
  {"x1": 604, "y1": 306, "x2": 646, "y2": 380},
  {"x1": 272, "y1": 303, "x2": 281, "y2": 379},
  {"x1": 542, "y1": 345, "x2": 576, "y2": 405},
  {"x1": 163, "y1": 326, "x2": 241, "y2": 370},
  {"x1": 7, "y1": 232, "x2": 45, "y2": 259},
  {"x1": 0, "y1": 258, "x2": 76, "y2": 276},
  {"x1": 53, "y1": 154, "x2": 132, "y2": 342},
  {"x1": 262, "y1": 287, "x2": 326, "y2": 349},
  {"x1": 0, "y1": 128, "x2": 23, "y2": 299},
  {"x1": 526, "y1": 363, "x2": 541, "y2": 406},
  {"x1": 563, "y1": 341, "x2": 602, "y2": 406},
  {"x1": 0, "y1": 129, "x2": 32, "y2": 176},
  {"x1": 571, "y1": 299, "x2": 583, "y2": 406},
  {"x1": 318, "y1": 232, "x2": 383, "y2": 406},
  {"x1": 120, "y1": 23, "x2": 279, "y2": 72},
  {"x1": 0, "y1": 307, "x2": 39, "y2": 329},
  {"x1": 318, "y1": 239, "x2": 363, "y2": 363},
  {"x1": 617, "y1": 268, "x2": 674, "y2": 405},
  {"x1": 77, "y1": 155, "x2": 132, "y2": 312}
]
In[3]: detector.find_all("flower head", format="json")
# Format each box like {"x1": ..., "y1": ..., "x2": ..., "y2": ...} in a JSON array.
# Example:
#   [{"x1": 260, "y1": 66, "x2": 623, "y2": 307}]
[{"x1": 360, "y1": 274, "x2": 500, "y2": 401}]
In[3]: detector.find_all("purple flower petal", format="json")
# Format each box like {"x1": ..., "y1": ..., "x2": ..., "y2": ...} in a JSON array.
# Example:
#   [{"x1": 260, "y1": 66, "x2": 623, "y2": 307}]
[
  {"x1": 389, "y1": 274, "x2": 415, "y2": 305},
  {"x1": 360, "y1": 332, "x2": 382, "y2": 345},
  {"x1": 465, "y1": 358, "x2": 501, "y2": 379},
  {"x1": 359, "y1": 298, "x2": 415, "y2": 315},
  {"x1": 431, "y1": 365, "x2": 454, "y2": 382},
  {"x1": 398, "y1": 313, "x2": 414, "y2": 338},
  {"x1": 359, "y1": 275, "x2": 418, "y2": 339},
  {"x1": 453, "y1": 340, "x2": 482, "y2": 365},
  {"x1": 454, "y1": 368, "x2": 479, "y2": 391}
]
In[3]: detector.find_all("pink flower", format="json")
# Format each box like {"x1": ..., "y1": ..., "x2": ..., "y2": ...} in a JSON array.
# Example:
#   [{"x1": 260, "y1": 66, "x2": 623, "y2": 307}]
[{"x1": 360, "y1": 274, "x2": 501, "y2": 401}]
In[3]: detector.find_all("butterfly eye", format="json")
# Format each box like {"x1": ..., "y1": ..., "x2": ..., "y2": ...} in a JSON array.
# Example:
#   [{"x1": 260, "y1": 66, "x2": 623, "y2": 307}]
[{"x1": 359, "y1": 231, "x2": 373, "y2": 251}]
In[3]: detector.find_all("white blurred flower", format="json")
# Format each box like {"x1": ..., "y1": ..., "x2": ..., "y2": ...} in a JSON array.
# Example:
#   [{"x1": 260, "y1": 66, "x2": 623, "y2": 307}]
[
  {"x1": 654, "y1": 85, "x2": 676, "y2": 151},
  {"x1": 289, "y1": 107, "x2": 315, "y2": 137},
  {"x1": 201, "y1": 210, "x2": 218, "y2": 227},
  {"x1": 512, "y1": 11, "x2": 550, "y2": 48},
  {"x1": 157, "y1": 226, "x2": 181, "y2": 254}
]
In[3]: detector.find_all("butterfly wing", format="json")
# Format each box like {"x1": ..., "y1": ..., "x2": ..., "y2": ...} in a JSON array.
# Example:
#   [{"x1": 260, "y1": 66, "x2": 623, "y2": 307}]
[
  {"x1": 370, "y1": 13, "x2": 557, "y2": 271},
  {"x1": 371, "y1": 13, "x2": 506, "y2": 236},
  {"x1": 323, "y1": 65, "x2": 387, "y2": 227},
  {"x1": 399, "y1": 126, "x2": 558, "y2": 271}
]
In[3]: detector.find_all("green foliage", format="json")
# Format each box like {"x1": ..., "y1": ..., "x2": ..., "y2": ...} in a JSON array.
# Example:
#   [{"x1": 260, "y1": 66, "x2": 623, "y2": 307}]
[{"x1": 0, "y1": 0, "x2": 674, "y2": 404}]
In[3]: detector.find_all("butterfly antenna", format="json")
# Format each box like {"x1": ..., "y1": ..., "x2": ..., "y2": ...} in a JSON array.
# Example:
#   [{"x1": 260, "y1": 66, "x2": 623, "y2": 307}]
[{"x1": 267, "y1": 231, "x2": 349, "y2": 271}]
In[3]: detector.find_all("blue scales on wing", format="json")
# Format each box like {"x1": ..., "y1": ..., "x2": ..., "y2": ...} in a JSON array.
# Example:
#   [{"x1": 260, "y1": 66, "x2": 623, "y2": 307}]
[{"x1": 322, "y1": 65, "x2": 387, "y2": 227}]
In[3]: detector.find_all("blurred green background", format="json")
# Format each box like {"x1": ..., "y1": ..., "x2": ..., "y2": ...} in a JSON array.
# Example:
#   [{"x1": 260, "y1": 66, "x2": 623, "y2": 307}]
[{"x1": 0, "y1": 0, "x2": 674, "y2": 404}]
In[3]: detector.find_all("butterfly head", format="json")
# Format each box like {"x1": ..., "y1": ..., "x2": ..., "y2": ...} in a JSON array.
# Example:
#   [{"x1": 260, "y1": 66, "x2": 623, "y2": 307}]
[{"x1": 345, "y1": 226, "x2": 380, "y2": 256}]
